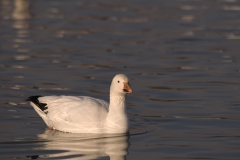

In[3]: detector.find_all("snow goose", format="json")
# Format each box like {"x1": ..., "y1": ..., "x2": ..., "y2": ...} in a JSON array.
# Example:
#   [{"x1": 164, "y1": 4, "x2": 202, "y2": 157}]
[{"x1": 27, "y1": 74, "x2": 132, "y2": 134}]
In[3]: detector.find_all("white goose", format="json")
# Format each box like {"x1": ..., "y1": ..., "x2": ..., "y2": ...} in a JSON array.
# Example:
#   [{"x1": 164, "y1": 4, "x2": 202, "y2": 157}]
[{"x1": 27, "y1": 74, "x2": 132, "y2": 134}]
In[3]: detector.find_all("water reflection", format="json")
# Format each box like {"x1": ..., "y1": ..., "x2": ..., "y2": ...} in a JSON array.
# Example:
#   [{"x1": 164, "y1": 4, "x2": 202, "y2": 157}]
[
  {"x1": 12, "y1": 0, "x2": 30, "y2": 20},
  {"x1": 31, "y1": 130, "x2": 129, "y2": 160},
  {"x1": 12, "y1": 0, "x2": 30, "y2": 31},
  {"x1": 12, "y1": 0, "x2": 31, "y2": 55}
]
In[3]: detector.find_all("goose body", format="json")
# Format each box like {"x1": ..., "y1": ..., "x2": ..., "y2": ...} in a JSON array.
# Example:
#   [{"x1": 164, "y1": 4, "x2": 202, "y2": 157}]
[{"x1": 27, "y1": 74, "x2": 132, "y2": 134}]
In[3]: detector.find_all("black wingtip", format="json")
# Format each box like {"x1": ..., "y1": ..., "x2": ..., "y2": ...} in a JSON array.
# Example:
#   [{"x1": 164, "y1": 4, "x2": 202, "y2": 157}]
[
  {"x1": 27, "y1": 95, "x2": 48, "y2": 113},
  {"x1": 26, "y1": 95, "x2": 42, "y2": 101}
]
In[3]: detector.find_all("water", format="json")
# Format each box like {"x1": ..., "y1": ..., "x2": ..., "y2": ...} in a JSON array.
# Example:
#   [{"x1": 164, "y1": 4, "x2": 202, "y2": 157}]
[{"x1": 1, "y1": 0, "x2": 240, "y2": 159}]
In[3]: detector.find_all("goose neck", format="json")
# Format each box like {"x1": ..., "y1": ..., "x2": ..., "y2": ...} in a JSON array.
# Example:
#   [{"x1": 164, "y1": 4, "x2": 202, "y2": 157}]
[{"x1": 109, "y1": 93, "x2": 126, "y2": 110}]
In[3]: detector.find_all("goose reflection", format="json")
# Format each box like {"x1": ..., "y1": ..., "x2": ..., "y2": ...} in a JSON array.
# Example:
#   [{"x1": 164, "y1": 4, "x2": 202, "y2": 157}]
[{"x1": 34, "y1": 129, "x2": 130, "y2": 160}]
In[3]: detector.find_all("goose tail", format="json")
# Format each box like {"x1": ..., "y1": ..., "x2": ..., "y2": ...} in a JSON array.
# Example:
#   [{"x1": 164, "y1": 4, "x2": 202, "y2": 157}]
[{"x1": 26, "y1": 96, "x2": 50, "y2": 127}]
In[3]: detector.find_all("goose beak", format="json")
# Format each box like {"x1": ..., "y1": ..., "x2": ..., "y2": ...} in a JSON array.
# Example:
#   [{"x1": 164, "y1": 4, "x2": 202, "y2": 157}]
[{"x1": 123, "y1": 82, "x2": 132, "y2": 93}]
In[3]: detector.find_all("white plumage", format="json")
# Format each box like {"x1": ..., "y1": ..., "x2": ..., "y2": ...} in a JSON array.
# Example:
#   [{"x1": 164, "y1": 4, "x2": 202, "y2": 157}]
[{"x1": 27, "y1": 74, "x2": 132, "y2": 134}]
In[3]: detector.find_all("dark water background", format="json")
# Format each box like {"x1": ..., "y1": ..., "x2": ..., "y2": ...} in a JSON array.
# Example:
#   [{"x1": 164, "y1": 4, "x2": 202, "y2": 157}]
[{"x1": 1, "y1": 0, "x2": 240, "y2": 159}]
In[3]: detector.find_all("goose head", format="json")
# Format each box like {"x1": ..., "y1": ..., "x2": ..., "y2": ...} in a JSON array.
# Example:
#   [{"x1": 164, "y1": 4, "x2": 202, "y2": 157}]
[{"x1": 110, "y1": 74, "x2": 132, "y2": 95}]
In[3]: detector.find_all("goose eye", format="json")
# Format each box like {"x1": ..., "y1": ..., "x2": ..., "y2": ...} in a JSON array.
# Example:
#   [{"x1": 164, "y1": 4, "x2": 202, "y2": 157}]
[{"x1": 118, "y1": 80, "x2": 120, "y2": 83}]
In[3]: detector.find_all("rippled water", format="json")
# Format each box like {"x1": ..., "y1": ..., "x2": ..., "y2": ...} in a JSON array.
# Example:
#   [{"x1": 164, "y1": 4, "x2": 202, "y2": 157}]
[{"x1": 1, "y1": 0, "x2": 240, "y2": 159}]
